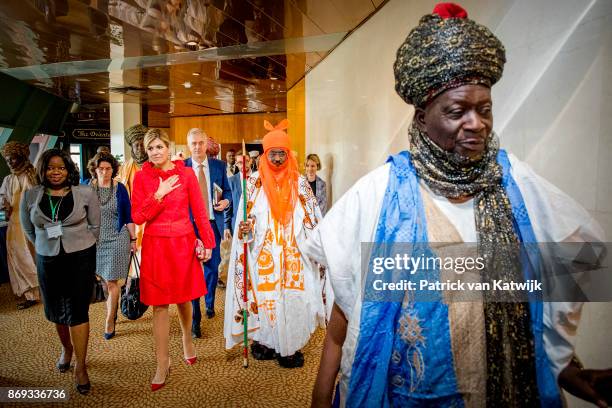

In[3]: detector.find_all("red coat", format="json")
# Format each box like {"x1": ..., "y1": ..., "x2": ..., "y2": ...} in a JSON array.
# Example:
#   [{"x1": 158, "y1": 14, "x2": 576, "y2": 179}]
[{"x1": 131, "y1": 160, "x2": 215, "y2": 305}]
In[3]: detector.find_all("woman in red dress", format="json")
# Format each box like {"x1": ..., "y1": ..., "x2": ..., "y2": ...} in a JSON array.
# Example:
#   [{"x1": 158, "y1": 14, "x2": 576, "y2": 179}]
[{"x1": 131, "y1": 128, "x2": 215, "y2": 391}]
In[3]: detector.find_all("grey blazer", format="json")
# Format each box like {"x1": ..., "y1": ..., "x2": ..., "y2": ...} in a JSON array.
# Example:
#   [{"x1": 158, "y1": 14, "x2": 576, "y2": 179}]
[{"x1": 20, "y1": 185, "x2": 100, "y2": 256}]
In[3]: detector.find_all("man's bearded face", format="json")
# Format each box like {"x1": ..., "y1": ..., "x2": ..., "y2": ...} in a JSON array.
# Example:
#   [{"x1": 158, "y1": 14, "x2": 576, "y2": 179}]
[
  {"x1": 415, "y1": 84, "x2": 493, "y2": 161},
  {"x1": 267, "y1": 148, "x2": 287, "y2": 167},
  {"x1": 131, "y1": 139, "x2": 147, "y2": 164}
]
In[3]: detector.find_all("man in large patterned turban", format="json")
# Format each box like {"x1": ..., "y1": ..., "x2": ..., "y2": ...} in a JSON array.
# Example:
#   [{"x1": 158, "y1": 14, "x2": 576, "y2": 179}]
[
  {"x1": 307, "y1": 3, "x2": 611, "y2": 407},
  {"x1": 117, "y1": 124, "x2": 148, "y2": 263},
  {"x1": 118, "y1": 124, "x2": 148, "y2": 197}
]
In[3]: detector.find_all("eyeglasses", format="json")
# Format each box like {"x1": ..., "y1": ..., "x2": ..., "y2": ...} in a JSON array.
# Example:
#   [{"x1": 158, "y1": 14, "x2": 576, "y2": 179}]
[{"x1": 268, "y1": 151, "x2": 287, "y2": 159}]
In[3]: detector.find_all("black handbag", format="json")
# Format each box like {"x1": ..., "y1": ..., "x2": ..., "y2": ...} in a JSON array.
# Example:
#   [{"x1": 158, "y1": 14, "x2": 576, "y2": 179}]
[
  {"x1": 91, "y1": 275, "x2": 108, "y2": 304},
  {"x1": 120, "y1": 253, "x2": 148, "y2": 320}
]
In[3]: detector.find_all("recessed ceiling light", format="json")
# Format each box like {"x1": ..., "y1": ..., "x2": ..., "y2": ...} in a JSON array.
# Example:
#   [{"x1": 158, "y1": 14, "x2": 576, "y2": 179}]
[
  {"x1": 192, "y1": 72, "x2": 200, "y2": 76},
  {"x1": 148, "y1": 85, "x2": 167, "y2": 90},
  {"x1": 195, "y1": 91, "x2": 202, "y2": 95},
  {"x1": 183, "y1": 81, "x2": 192, "y2": 89},
  {"x1": 270, "y1": 76, "x2": 278, "y2": 80},
  {"x1": 185, "y1": 41, "x2": 198, "y2": 47},
  {"x1": 97, "y1": 90, "x2": 105, "y2": 94}
]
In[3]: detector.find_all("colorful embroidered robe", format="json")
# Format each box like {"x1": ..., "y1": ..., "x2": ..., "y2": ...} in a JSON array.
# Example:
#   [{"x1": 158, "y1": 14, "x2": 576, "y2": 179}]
[{"x1": 223, "y1": 172, "x2": 327, "y2": 356}]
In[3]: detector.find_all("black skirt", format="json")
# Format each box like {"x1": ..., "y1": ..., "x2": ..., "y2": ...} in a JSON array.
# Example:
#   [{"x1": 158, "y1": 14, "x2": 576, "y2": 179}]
[{"x1": 37, "y1": 244, "x2": 96, "y2": 326}]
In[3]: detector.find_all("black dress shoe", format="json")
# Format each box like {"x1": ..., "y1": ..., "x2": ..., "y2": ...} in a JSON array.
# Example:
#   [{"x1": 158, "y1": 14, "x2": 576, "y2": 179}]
[
  {"x1": 251, "y1": 342, "x2": 277, "y2": 360},
  {"x1": 17, "y1": 300, "x2": 38, "y2": 310},
  {"x1": 75, "y1": 382, "x2": 91, "y2": 395},
  {"x1": 278, "y1": 351, "x2": 304, "y2": 368},
  {"x1": 206, "y1": 309, "x2": 215, "y2": 319},
  {"x1": 56, "y1": 351, "x2": 72, "y2": 373},
  {"x1": 191, "y1": 326, "x2": 201, "y2": 339}
]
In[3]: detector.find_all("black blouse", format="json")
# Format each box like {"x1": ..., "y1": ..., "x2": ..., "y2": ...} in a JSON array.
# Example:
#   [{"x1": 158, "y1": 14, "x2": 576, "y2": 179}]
[
  {"x1": 40, "y1": 191, "x2": 74, "y2": 222},
  {"x1": 308, "y1": 179, "x2": 317, "y2": 196}
]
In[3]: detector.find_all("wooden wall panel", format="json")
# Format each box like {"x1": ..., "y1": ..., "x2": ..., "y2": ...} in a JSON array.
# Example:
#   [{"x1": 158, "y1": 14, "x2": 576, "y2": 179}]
[
  {"x1": 148, "y1": 109, "x2": 170, "y2": 128},
  {"x1": 287, "y1": 77, "x2": 306, "y2": 169},
  {"x1": 170, "y1": 112, "x2": 287, "y2": 145}
]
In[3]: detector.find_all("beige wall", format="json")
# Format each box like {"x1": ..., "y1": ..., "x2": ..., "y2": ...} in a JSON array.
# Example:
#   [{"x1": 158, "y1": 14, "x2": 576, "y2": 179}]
[{"x1": 305, "y1": 0, "x2": 612, "y2": 405}]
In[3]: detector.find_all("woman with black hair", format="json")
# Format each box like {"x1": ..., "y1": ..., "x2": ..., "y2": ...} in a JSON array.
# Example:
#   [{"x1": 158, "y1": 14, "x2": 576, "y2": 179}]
[
  {"x1": 20, "y1": 149, "x2": 100, "y2": 395},
  {"x1": 87, "y1": 152, "x2": 136, "y2": 340}
]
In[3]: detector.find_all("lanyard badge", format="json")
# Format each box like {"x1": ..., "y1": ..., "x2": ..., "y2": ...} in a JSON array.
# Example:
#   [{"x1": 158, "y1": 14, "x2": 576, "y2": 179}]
[
  {"x1": 46, "y1": 191, "x2": 65, "y2": 238},
  {"x1": 45, "y1": 222, "x2": 63, "y2": 238}
]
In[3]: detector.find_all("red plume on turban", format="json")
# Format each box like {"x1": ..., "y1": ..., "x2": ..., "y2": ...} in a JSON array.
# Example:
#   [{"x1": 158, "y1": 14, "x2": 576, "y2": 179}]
[
  {"x1": 432, "y1": 2, "x2": 468, "y2": 19},
  {"x1": 258, "y1": 119, "x2": 299, "y2": 225}
]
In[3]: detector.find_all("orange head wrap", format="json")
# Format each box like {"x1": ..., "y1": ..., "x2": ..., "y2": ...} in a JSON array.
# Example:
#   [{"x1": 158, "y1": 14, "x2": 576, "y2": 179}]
[{"x1": 258, "y1": 119, "x2": 299, "y2": 225}]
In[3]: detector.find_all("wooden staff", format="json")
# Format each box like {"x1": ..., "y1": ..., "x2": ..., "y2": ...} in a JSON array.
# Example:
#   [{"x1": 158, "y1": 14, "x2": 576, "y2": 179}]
[{"x1": 242, "y1": 140, "x2": 249, "y2": 368}]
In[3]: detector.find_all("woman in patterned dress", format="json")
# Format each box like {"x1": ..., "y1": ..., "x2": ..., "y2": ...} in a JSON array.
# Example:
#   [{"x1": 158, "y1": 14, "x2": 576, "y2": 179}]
[{"x1": 87, "y1": 152, "x2": 136, "y2": 339}]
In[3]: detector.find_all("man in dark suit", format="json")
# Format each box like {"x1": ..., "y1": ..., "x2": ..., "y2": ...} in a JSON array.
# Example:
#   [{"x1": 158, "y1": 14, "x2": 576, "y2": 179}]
[
  {"x1": 225, "y1": 149, "x2": 238, "y2": 178},
  {"x1": 225, "y1": 153, "x2": 252, "y2": 236},
  {"x1": 185, "y1": 128, "x2": 232, "y2": 338}
]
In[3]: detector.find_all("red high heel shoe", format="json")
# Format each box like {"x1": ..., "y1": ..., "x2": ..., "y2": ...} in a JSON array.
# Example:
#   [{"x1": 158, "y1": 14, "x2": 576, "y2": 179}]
[
  {"x1": 184, "y1": 355, "x2": 197, "y2": 366},
  {"x1": 150, "y1": 365, "x2": 170, "y2": 392}
]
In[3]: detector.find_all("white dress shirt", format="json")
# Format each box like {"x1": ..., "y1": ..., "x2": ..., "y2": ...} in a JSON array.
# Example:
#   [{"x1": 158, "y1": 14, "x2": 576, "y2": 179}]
[{"x1": 191, "y1": 157, "x2": 214, "y2": 220}]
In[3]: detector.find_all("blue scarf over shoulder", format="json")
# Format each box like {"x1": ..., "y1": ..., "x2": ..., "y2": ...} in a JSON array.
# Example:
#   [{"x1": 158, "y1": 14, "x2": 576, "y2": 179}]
[{"x1": 345, "y1": 150, "x2": 561, "y2": 407}]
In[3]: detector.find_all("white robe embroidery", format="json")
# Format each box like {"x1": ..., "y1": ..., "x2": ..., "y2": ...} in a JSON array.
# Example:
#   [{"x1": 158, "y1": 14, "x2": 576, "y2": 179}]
[{"x1": 224, "y1": 172, "x2": 328, "y2": 356}]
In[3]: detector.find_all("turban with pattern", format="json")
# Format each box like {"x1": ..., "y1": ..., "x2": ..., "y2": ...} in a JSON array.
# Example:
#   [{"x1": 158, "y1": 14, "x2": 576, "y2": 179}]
[
  {"x1": 1, "y1": 141, "x2": 37, "y2": 183},
  {"x1": 393, "y1": 2, "x2": 506, "y2": 107},
  {"x1": 124, "y1": 124, "x2": 148, "y2": 145},
  {"x1": 0, "y1": 141, "x2": 30, "y2": 160}
]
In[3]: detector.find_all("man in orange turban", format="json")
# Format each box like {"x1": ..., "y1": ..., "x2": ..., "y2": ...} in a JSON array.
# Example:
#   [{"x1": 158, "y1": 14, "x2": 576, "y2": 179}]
[{"x1": 223, "y1": 120, "x2": 329, "y2": 368}]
